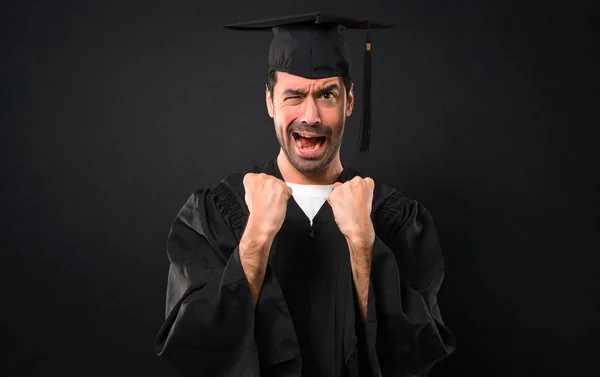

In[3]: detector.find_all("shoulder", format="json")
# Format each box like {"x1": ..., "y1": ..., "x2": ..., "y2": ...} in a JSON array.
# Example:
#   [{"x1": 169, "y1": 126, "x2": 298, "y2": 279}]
[
  {"x1": 369, "y1": 181, "x2": 438, "y2": 250},
  {"x1": 178, "y1": 160, "x2": 270, "y2": 230},
  {"x1": 217, "y1": 159, "x2": 271, "y2": 201},
  {"x1": 343, "y1": 166, "x2": 416, "y2": 216},
  {"x1": 187, "y1": 160, "x2": 269, "y2": 203},
  {"x1": 344, "y1": 165, "x2": 431, "y2": 233},
  {"x1": 371, "y1": 181, "x2": 422, "y2": 232}
]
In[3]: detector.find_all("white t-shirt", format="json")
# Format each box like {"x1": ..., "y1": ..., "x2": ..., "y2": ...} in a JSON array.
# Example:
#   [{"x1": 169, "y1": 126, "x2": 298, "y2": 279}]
[{"x1": 285, "y1": 182, "x2": 334, "y2": 226}]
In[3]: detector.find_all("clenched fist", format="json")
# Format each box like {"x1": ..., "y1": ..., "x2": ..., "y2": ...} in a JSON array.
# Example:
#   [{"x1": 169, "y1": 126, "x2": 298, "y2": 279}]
[
  {"x1": 243, "y1": 173, "x2": 292, "y2": 238},
  {"x1": 327, "y1": 176, "x2": 376, "y2": 243}
]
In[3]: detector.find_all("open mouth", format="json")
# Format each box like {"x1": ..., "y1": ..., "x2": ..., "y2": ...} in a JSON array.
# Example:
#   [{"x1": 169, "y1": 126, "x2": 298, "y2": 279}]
[{"x1": 292, "y1": 132, "x2": 327, "y2": 152}]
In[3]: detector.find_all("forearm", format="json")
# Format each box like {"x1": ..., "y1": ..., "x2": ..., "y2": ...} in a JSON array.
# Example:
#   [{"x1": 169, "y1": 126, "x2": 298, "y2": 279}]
[
  {"x1": 347, "y1": 232, "x2": 374, "y2": 322},
  {"x1": 239, "y1": 216, "x2": 275, "y2": 307}
]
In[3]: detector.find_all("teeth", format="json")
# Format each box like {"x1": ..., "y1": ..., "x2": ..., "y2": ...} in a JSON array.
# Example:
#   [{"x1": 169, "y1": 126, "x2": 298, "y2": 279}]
[{"x1": 294, "y1": 137, "x2": 324, "y2": 151}]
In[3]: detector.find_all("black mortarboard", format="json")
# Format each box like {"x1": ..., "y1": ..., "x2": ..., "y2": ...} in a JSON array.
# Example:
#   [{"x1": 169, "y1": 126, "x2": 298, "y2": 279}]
[{"x1": 224, "y1": 12, "x2": 395, "y2": 152}]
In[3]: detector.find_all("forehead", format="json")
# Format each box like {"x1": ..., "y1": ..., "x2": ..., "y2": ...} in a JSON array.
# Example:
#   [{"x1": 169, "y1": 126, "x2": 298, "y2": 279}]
[{"x1": 275, "y1": 71, "x2": 343, "y2": 89}]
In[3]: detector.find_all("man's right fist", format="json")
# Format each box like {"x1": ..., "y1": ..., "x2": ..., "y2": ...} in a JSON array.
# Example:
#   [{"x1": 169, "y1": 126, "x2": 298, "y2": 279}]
[{"x1": 243, "y1": 173, "x2": 292, "y2": 237}]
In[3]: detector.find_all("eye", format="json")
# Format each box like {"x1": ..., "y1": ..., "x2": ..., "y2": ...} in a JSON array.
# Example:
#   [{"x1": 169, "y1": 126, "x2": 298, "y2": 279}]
[
  {"x1": 320, "y1": 92, "x2": 337, "y2": 100},
  {"x1": 284, "y1": 96, "x2": 300, "y2": 101}
]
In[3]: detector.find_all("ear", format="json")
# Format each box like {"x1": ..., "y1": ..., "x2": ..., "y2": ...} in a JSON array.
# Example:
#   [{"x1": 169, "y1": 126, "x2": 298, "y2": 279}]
[
  {"x1": 266, "y1": 86, "x2": 274, "y2": 118},
  {"x1": 346, "y1": 82, "x2": 355, "y2": 117}
]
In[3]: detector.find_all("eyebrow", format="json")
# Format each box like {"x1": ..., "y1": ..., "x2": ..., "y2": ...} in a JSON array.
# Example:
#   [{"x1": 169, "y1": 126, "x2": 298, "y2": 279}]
[
  {"x1": 281, "y1": 83, "x2": 341, "y2": 97},
  {"x1": 316, "y1": 83, "x2": 341, "y2": 95},
  {"x1": 282, "y1": 88, "x2": 308, "y2": 96}
]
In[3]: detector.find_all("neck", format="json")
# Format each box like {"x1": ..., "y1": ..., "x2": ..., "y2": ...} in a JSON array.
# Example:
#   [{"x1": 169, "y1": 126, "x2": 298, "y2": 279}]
[{"x1": 277, "y1": 150, "x2": 343, "y2": 185}]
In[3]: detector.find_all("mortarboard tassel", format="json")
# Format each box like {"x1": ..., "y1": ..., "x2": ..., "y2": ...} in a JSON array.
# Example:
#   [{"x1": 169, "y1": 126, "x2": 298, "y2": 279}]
[{"x1": 358, "y1": 22, "x2": 372, "y2": 153}]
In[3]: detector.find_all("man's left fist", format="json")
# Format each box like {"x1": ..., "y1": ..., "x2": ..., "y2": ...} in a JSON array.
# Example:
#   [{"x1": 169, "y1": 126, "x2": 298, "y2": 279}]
[{"x1": 327, "y1": 176, "x2": 375, "y2": 242}]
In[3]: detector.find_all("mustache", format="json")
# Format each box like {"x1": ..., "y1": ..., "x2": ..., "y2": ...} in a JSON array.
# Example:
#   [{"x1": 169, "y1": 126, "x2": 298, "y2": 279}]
[{"x1": 288, "y1": 123, "x2": 332, "y2": 137}]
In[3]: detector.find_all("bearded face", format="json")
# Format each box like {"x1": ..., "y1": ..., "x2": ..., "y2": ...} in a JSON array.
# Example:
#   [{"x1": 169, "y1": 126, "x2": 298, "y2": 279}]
[{"x1": 267, "y1": 72, "x2": 354, "y2": 174}]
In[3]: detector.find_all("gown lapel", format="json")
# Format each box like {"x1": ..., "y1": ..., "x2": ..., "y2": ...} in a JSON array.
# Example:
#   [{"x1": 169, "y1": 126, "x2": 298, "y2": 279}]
[{"x1": 269, "y1": 157, "x2": 357, "y2": 228}]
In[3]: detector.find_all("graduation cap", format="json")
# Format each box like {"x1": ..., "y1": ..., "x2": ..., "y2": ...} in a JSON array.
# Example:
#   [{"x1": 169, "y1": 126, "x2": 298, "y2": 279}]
[{"x1": 224, "y1": 12, "x2": 395, "y2": 153}]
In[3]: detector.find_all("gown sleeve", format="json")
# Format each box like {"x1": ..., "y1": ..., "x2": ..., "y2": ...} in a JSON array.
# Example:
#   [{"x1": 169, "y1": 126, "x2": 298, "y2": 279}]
[
  {"x1": 365, "y1": 192, "x2": 457, "y2": 377},
  {"x1": 154, "y1": 186, "x2": 258, "y2": 377}
]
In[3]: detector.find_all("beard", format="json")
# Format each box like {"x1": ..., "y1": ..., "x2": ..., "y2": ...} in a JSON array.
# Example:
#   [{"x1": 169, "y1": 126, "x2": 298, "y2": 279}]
[{"x1": 275, "y1": 120, "x2": 344, "y2": 174}]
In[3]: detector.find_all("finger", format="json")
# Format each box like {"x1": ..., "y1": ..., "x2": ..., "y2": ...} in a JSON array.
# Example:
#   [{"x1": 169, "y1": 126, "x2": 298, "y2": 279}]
[
  {"x1": 364, "y1": 177, "x2": 375, "y2": 190},
  {"x1": 332, "y1": 182, "x2": 343, "y2": 189},
  {"x1": 327, "y1": 189, "x2": 337, "y2": 203},
  {"x1": 243, "y1": 172, "x2": 253, "y2": 185}
]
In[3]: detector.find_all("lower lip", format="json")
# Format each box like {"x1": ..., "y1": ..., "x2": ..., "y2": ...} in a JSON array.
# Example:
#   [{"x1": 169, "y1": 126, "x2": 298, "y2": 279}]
[{"x1": 293, "y1": 137, "x2": 326, "y2": 158}]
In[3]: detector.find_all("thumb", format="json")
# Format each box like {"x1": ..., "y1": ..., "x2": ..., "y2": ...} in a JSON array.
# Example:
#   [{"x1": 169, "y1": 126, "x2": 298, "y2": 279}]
[{"x1": 332, "y1": 182, "x2": 343, "y2": 189}]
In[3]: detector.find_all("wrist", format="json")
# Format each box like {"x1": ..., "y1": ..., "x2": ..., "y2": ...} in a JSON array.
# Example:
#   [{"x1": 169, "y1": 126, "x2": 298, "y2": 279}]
[
  {"x1": 345, "y1": 226, "x2": 375, "y2": 249},
  {"x1": 239, "y1": 220, "x2": 274, "y2": 266},
  {"x1": 245, "y1": 215, "x2": 278, "y2": 241},
  {"x1": 247, "y1": 214, "x2": 280, "y2": 237}
]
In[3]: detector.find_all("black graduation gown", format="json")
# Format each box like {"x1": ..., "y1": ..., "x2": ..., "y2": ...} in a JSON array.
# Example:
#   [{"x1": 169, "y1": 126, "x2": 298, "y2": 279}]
[{"x1": 155, "y1": 159, "x2": 455, "y2": 377}]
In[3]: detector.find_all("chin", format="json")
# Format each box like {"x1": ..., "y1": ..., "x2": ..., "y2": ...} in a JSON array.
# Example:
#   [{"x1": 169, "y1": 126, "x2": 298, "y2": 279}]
[
  {"x1": 293, "y1": 160, "x2": 324, "y2": 174},
  {"x1": 288, "y1": 147, "x2": 333, "y2": 174}
]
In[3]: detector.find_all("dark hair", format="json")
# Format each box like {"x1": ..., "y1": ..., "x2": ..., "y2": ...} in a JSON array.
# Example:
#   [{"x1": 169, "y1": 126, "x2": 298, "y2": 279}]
[{"x1": 266, "y1": 71, "x2": 353, "y2": 99}]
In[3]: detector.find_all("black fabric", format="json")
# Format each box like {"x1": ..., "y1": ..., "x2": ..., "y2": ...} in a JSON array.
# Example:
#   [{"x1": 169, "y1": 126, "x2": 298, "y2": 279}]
[
  {"x1": 155, "y1": 158, "x2": 456, "y2": 376},
  {"x1": 224, "y1": 13, "x2": 394, "y2": 30},
  {"x1": 224, "y1": 12, "x2": 394, "y2": 80},
  {"x1": 358, "y1": 28, "x2": 372, "y2": 152},
  {"x1": 267, "y1": 23, "x2": 352, "y2": 80}
]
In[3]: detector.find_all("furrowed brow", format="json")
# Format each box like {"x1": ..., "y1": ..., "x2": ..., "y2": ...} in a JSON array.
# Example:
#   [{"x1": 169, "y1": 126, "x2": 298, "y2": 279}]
[
  {"x1": 282, "y1": 88, "x2": 308, "y2": 96},
  {"x1": 316, "y1": 83, "x2": 341, "y2": 94}
]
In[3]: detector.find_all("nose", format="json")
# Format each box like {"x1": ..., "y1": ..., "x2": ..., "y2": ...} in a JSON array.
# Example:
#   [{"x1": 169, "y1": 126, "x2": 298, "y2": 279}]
[{"x1": 298, "y1": 96, "x2": 321, "y2": 126}]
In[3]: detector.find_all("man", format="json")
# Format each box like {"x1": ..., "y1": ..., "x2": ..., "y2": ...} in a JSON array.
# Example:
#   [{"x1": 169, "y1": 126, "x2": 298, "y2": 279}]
[{"x1": 155, "y1": 13, "x2": 455, "y2": 377}]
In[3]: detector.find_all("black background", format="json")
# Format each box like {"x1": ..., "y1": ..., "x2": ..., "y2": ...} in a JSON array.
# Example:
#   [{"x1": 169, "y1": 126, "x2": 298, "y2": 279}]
[{"x1": 1, "y1": 0, "x2": 599, "y2": 376}]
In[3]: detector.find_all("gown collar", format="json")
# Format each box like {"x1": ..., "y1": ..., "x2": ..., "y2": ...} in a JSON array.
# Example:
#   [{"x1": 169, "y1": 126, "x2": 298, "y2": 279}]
[{"x1": 264, "y1": 157, "x2": 356, "y2": 226}]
